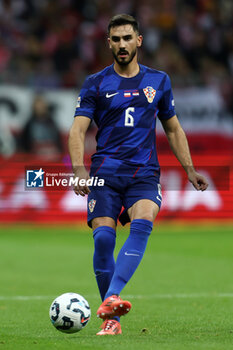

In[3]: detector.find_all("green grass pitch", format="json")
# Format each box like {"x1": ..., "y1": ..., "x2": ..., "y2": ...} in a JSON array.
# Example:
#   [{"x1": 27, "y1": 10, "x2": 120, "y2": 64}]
[{"x1": 0, "y1": 223, "x2": 233, "y2": 350}]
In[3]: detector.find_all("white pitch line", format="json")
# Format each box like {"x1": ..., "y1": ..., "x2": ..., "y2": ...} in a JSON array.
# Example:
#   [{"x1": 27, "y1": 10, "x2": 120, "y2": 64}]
[
  {"x1": 0, "y1": 293, "x2": 233, "y2": 301},
  {"x1": 124, "y1": 293, "x2": 233, "y2": 299},
  {"x1": 0, "y1": 295, "x2": 53, "y2": 301}
]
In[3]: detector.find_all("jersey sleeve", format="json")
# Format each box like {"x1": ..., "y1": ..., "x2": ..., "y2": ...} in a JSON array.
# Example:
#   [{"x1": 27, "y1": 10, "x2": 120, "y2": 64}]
[
  {"x1": 74, "y1": 76, "x2": 98, "y2": 120},
  {"x1": 157, "y1": 73, "x2": 176, "y2": 120}
]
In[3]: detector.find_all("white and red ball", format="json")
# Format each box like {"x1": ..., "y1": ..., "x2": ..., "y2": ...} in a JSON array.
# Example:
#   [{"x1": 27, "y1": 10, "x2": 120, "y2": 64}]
[{"x1": 49, "y1": 292, "x2": 91, "y2": 333}]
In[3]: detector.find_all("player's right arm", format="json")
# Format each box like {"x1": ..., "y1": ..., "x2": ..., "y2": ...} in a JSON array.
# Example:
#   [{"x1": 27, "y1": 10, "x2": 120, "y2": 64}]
[{"x1": 68, "y1": 116, "x2": 91, "y2": 196}]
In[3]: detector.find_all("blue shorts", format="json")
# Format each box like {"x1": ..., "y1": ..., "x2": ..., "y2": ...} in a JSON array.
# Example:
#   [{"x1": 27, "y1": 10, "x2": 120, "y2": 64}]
[{"x1": 87, "y1": 176, "x2": 162, "y2": 227}]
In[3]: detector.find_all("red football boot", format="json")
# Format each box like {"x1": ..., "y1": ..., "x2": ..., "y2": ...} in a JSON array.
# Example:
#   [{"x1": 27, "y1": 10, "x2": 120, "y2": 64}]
[
  {"x1": 96, "y1": 319, "x2": 122, "y2": 335},
  {"x1": 97, "y1": 295, "x2": 132, "y2": 319}
]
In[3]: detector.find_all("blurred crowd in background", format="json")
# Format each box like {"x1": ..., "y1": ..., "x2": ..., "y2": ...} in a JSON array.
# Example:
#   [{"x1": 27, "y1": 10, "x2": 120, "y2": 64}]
[
  {"x1": 0, "y1": 0, "x2": 232, "y2": 106},
  {"x1": 0, "y1": 0, "x2": 233, "y2": 158}
]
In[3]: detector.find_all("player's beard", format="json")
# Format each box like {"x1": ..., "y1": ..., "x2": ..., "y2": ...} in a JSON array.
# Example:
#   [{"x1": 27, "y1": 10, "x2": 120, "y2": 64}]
[{"x1": 112, "y1": 48, "x2": 137, "y2": 66}]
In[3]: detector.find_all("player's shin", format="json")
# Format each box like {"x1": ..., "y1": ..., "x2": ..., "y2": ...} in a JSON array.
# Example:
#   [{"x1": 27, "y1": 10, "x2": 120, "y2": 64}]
[
  {"x1": 105, "y1": 219, "x2": 153, "y2": 298},
  {"x1": 93, "y1": 226, "x2": 116, "y2": 301}
]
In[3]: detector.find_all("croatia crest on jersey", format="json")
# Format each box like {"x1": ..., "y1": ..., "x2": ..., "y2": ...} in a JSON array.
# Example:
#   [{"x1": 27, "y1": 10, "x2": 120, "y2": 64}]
[
  {"x1": 88, "y1": 199, "x2": 96, "y2": 213},
  {"x1": 143, "y1": 86, "x2": 156, "y2": 103}
]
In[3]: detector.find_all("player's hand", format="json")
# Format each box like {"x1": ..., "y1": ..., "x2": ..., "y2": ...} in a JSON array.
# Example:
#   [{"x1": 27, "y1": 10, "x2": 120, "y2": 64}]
[
  {"x1": 73, "y1": 166, "x2": 91, "y2": 196},
  {"x1": 188, "y1": 171, "x2": 209, "y2": 191}
]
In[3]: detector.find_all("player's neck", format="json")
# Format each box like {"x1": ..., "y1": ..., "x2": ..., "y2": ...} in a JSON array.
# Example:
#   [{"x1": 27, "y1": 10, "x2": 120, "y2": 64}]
[{"x1": 113, "y1": 59, "x2": 140, "y2": 78}]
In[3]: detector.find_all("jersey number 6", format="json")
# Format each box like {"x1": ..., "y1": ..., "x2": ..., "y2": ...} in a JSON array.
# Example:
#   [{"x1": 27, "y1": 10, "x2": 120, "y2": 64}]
[{"x1": 124, "y1": 107, "x2": 135, "y2": 127}]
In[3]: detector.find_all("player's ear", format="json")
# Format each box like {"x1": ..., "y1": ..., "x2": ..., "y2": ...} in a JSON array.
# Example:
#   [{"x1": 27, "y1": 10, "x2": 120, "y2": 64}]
[
  {"x1": 137, "y1": 35, "x2": 143, "y2": 48},
  {"x1": 107, "y1": 37, "x2": 112, "y2": 49}
]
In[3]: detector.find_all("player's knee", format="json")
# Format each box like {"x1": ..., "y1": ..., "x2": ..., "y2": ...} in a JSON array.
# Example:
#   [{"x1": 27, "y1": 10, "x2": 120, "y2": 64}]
[
  {"x1": 131, "y1": 213, "x2": 154, "y2": 222},
  {"x1": 138, "y1": 214, "x2": 154, "y2": 222},
  {"x1": 128, "y1": 200, "x2": 159, "y2": 222},
  {"x1": 92, "y1": 217, "x2": 116, "y2": 230}
]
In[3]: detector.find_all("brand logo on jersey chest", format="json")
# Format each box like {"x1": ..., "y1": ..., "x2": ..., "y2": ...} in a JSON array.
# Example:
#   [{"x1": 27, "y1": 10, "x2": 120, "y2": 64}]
[
  {"x1": 143, "y1": 86, "x2": 156, "y2": 103},
  {"x1": 106, "y1": 92, "x2": 119, "y2": 98}
]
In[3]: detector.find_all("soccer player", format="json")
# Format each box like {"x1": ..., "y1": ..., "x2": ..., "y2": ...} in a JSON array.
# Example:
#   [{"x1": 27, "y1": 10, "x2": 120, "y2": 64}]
[{"x1": 68, "y1": 14, "x2": 208, "y2": 335}]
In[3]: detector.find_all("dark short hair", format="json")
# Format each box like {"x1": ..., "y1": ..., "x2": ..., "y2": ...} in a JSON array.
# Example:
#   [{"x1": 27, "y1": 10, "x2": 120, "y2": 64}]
[{"x1": 108, "y1": 14, "x2": 139, "y2": 35}]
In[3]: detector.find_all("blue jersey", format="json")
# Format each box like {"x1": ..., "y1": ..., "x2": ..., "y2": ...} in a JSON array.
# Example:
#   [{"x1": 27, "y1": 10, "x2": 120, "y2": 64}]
[{"x1": 74, "y1": 64, "x2": 176, "y2": 178}]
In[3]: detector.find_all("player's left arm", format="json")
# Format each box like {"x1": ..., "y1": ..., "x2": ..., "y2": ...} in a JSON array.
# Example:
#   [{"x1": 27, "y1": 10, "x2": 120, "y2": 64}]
[{"x1": 161, "y1": 115, "x2": 208, "y2": 191}]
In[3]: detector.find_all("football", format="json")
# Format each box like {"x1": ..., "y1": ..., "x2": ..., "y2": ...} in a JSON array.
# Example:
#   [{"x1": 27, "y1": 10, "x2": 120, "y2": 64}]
[{"x1": 49, "y1": 292, "x2": 91, "y2": 333}]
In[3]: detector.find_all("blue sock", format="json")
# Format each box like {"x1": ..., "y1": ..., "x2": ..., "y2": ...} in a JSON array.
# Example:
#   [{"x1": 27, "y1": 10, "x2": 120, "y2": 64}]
[
  {"x1": 105, "y1": 219, "x2": 153, "y2": 299},
  {"x1": 93, "y1": 226, "x2": 116, "y2": 301},
  {"x1": 93, "y1": 226, "x2": 120, "y2": 322}
]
